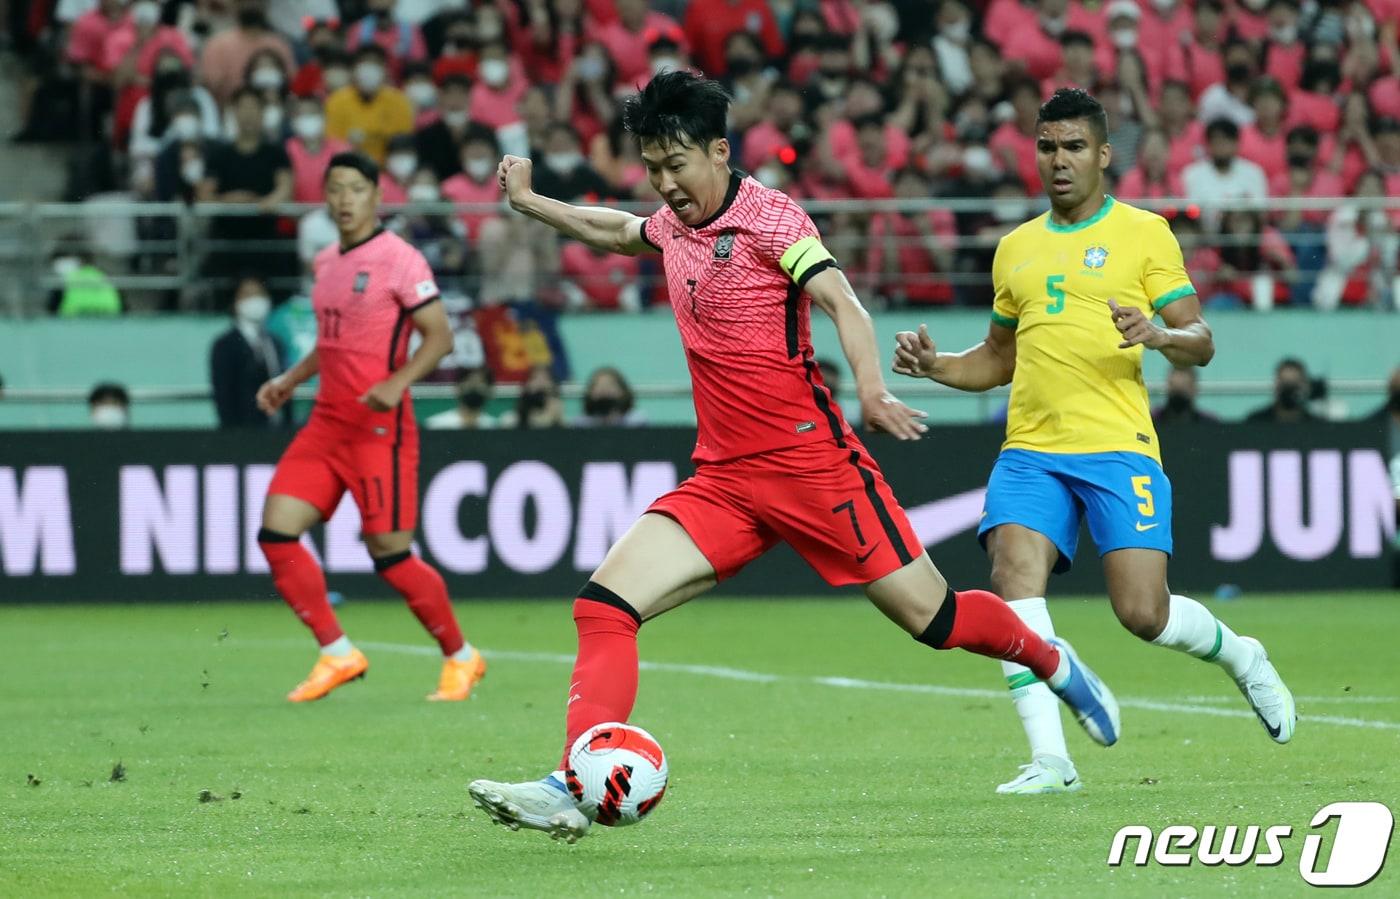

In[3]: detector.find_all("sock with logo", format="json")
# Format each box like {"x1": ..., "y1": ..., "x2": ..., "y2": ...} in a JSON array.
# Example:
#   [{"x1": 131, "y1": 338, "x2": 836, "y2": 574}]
[
  {"x1": 560, "y1": 584, "x2": 641, "y2": 768},
  {"x1": 258, "y1": 528, "x2": 342, "y2": 646},
  {"x1": 1151, "y1": 593, "x2": 1254, "y2": 679},
  {"x1": 998, "y1": 597, "x2": 1071, "y2": 762},
  {"x1": 914, "y1": 588, "x2": 1063, "y2": 681},
  {"x1": 374, "y1": 550, "x2": 466, "y2": 656}
]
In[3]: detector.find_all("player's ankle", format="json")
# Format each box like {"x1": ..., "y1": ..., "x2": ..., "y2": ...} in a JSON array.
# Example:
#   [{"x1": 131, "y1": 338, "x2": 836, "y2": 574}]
[{"x1": 321, "y1": 635, "x2": 354, "y2": 657}]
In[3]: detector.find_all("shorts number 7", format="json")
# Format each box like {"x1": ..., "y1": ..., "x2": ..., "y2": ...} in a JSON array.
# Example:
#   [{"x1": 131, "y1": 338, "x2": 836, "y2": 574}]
[{"x1": 831, "y1": 499, "x2": 867, "y2": 546}]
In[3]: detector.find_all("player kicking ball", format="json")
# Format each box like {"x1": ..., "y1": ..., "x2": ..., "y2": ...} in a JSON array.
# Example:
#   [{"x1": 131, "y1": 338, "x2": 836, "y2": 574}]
[
  {"x1": 892, "y1": 89, "x2": 1295, "y2": 796},
  {"x1": 255, "y1": 152, "x2": 486, "y2": 703},
  {"x1": 467, "y1": 72, "x2": 1120, "y2": 842}
]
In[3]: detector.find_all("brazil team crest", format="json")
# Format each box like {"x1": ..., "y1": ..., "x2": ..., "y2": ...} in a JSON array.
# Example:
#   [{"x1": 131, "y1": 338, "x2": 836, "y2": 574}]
[{"x1": 1083, "y1": 245, "x2": 1108, "y2": 269}]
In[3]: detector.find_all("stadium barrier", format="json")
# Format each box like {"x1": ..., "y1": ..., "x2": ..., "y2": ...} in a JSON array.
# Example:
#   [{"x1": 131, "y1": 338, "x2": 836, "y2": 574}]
[{"x1": 1, "y1": 423, "x2": 1391, "y2": 603}]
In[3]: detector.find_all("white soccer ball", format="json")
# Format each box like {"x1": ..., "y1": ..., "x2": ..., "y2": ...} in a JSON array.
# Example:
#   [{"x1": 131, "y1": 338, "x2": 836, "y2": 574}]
[{"x1": 565, "y1": 722, "x2": 669, "y2": 827}]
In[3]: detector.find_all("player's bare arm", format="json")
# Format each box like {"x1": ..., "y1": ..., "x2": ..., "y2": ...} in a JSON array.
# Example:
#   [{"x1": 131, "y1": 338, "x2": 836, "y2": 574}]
[
  {"x1": 806, "y1": 267, "x2": 928, "y2": 441},
  {"x1": 497, "y1": 155, "x2": 656, "y2": 256},
  {"x1": 1109, "y1": 295, "x2": 1214, "y2": 367},
  {"x1": 257, "y1": 349, "x2": 319, "y2": 414},
  {"x1": 892, "y1": 321, "x2": 1017, "y2": 391},
  {"x1": 359, "y1": 299, "x2": 453, "y2": 412}
]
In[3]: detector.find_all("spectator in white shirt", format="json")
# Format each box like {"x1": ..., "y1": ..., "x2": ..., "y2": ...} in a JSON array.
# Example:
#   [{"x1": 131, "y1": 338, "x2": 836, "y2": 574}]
[
  {"x1": 1196, "y1": 39, "x2": 1258, "y2": 128},
  {"x1": 1182, "y1": 119, "x2": 1269, "y2": 216}
]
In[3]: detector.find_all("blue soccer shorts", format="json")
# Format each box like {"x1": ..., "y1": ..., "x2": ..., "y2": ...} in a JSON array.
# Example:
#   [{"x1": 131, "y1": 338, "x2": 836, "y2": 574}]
[{"x1": 976, "y1": 448, "x2": 1173, "y2": 573}]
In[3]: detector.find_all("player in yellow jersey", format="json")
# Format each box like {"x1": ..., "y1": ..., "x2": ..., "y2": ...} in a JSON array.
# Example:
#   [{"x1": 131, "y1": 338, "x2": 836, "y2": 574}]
[{"x1": 892, "y1": 89, "x2": 1296, "y2": 795}]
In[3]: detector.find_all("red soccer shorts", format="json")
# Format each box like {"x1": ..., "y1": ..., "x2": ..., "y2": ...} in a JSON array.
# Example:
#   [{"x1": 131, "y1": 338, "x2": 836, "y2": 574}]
[
  {"x1": 267, "y1": 417, "x2": 419, "y2": 535},
  {"x1": 647, "y1": 435, "x2": 923, "y2": 586}
]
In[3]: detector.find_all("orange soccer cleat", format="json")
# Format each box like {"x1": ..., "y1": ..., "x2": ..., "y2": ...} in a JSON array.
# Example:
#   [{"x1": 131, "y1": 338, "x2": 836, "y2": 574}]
[
  {"x1": 428, "y1": 649, "x2": 487, "y2": 701},
  {"x1": 286, "y1": 649, "x2": 369, "y2": 702}
]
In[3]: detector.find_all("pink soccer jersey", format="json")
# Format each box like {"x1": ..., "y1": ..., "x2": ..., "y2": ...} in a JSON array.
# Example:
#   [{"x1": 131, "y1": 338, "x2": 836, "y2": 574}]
[
  {"x1": 641, "y1": 174, "x2": 853, "y2": 463},
  {"x1": 309, "y1": 228, "x2": 440, "y2": 439}
]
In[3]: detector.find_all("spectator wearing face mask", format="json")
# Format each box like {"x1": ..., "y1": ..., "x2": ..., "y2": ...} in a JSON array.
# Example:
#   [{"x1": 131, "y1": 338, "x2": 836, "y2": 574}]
[
  {"x1": 200, "y1": 0, "x2": 296, "y2": 107},
  {"x1": 427, "y1": 367, "x2": 499, "y2": 429},
  {"x1": 347, "y1": 0, "x2": 428, "y2": 81},
  {"x1": 591, "y1": 0, "x2": 687, "y2": 90},
  {"x1": 286, "y1": 95, "x2": 350, "y2": 204},
  {"x1": 681, "y1": 0, "x2": 783, "y2": 78},
  {"x1": 740, "y1": 80, "x2": 808, "y2": 173},
  {"x1": 400, "y1": 63, "x2": 438, "y2": 128},
  {"x1": 501, "y1": 365, "x2": 566, "y2": 429},
  {"x1": 1152, "y1": 366, "x2": 1218, "y2": 424},
  {"x1": 102, "y1": 0, "x2": 194, "y2": 89},
  {"x1": 89, "y1": 382, "x2": 132, "y2": 430},
  {"x1": 555, "y1": 42, "x2": 618, "y2": 149},
  {"x1": 1197, "y1": 40, "x2": 1261, "y2": 129},
  {"x1": 325, "y1": 44, "x2": 413, "y2": 163},
  {"x1": 244, "y1": 48, "x2": 293, "y2": 139},
  {"x1": 400, "y1": 169, "x2": 469, "y2": 287},
  {"x1": 441, "y1": 127, "x2": 506, "y2": 241},
  {"x1": 416, "y1": 74, "x2": 475, "y2": 180},
  {"x1": 574, "y1": 367, "x2": 645, "y2": 427},
  {"x1": 531, "y1": 123, "x2": 611, "y2": 203},
  {"x1": 211, "y1": 276, "x2": 287, "y2": 428},
  {"x1": 468, "y1": 41, "x2": 528, "y2": 130},
  {"x1": 381, "y1": 134, "x2": 420, "y2": 204},
  {"x1": 1246, "y1": 358, "x2": 1322, "y2": 423},
  {"x1": 128, "y1": 61, "x2": 220, "y2": 170}
]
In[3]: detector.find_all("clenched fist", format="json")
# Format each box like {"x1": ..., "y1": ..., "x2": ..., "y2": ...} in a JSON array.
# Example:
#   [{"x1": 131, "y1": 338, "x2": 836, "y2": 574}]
[{"x1": 497, "y1": 155, "x2": 535, "y2": 208}]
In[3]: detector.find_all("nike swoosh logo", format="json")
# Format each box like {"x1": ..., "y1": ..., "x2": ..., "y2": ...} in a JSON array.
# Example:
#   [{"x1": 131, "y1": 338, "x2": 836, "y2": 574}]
[
  {"x1": 1257, "y1": 711, "x2": 1282, "y2": 739},
  {"x1": 1064, "y1": 776, "x2": 1078, "y2": 787},
  {"x1": 1135, "y1": 521, "x2": 1159, "y2": 532},
  {"x1": 855, "y1": 543, "x2": 881, "y2": 564}
]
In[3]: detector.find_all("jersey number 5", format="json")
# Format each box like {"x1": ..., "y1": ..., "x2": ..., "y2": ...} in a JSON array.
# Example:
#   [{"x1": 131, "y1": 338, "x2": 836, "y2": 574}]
[
  {"x1": 1046, "y1": 275, "x2": 1066, "y2": 315},
  {"x1": 1131, "y1": 475, "x2": 1155, "y2": 517}
]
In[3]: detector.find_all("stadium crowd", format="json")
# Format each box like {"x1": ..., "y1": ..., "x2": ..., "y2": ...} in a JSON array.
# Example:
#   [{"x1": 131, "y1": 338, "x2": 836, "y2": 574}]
[{"x1": 8, "y1": 0, "x2": 1400, "y2": 312}]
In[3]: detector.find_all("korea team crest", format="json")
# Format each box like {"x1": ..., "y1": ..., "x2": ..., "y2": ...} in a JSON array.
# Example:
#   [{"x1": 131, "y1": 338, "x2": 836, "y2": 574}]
[
  {"x1": 713, "y1": 230, "x2": 736, "y2": 261},
  {"x1": 1083, "y1": 245, "x2": 1108, "y2": 269}
]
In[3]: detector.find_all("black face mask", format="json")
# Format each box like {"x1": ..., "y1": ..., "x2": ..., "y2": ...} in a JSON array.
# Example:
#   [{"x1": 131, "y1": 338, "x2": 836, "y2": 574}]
[
  {"x1": 1227, "y1": 63, "x2": 1252, "y2": 83},
  {"x1": 521, "y1": 390, "x2": 550, "y2": 412},
  {"x1": 1388, "y1": 390, "x2": 1400, "y2": 413},
  {"x1": 727, "y1": 59, "x2": 757, "y2": 78},
  {"x1": 1166, "y1": 392, "x2": 1193, "y2": 413},
  {"x1": 584, "y1": 396, "x2": 623, "y2": 418},
  {"x1": 458, "y1": 388, "x2": 488, "y2": 410},
  {"x1": 1286, "y1": 152, "x2": 1313, "y2": 169},
  {"x1": 238, "y1": 9, "x2": 267, "y2": 29},
  {"x1": 1277, "y1": 384, "x2": 1305, "y2": 410}
]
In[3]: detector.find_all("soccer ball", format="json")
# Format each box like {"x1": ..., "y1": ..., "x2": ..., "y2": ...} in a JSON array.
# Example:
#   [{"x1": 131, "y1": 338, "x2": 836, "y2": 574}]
[{"x1": 565, "y1": 722, "x2": 669, "y2": 827}]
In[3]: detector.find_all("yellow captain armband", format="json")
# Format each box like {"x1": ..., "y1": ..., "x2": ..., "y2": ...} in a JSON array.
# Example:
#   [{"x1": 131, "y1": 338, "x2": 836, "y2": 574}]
[{"x1": 778, "y1": 236, "x2": 839, "y2": 289}]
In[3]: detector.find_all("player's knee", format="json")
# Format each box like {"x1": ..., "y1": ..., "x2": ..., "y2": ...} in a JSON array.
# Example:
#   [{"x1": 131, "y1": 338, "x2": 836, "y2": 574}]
[
  {"x1": 988, "y1": 552, "x2": 1044, "y2": 599},
  {"x1": 1113, "y1": 598, "x2": 1167, "y2": 641},
  {"x1": 575, "y1": 581, "x2": 643, "y2": 630}
]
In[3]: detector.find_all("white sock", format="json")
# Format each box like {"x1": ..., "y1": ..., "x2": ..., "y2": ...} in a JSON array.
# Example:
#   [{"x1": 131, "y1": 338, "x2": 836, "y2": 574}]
[
  {"x1": 999, "y1": 598, "x2": 1071, "y2": 763},
  {"x1": 320, "y1": 635, "x2": 353, "y2": 657},
  {"x1": 451, "y1": 641, "x2": 476, "y2": 662},
  {"x1": 1151, "y1": 594, "x2": 1254, "y2": 680}
]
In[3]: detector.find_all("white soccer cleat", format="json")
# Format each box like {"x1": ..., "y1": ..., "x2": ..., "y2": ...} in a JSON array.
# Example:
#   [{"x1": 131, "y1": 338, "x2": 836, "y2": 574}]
[
  {"x1": 996, "y1": 756, "x2": 1083, "y2": 795},
  {"x1": 1235, "y1": 636, "x2": 1296, "y2": 744},
  {"x1": 468, "y1": 777, "x2": 592, "y2": 843}
]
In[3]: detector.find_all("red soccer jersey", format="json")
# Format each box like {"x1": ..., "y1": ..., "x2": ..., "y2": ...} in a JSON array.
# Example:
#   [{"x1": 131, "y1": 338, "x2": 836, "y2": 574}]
[
  {"x1": 310, "y1": 229, "x2": 439, "y2": 439},
  {"x1": 640, "y1": 173, "x2": 853, "y2": 463}
]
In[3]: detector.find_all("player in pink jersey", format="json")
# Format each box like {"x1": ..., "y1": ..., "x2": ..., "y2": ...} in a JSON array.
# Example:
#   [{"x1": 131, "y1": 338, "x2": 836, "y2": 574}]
[
  {"x1": 255, "y1": 152, "x2": 487, "y2": 704},
  {"x1": 467, "y1": 72, "x2": 1120, "y2": 841}
]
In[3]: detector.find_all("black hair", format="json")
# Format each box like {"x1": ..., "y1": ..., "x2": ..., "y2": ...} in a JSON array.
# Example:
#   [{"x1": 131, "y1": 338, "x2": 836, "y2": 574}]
[
  {"x1": 1036, "y1": 87, "x2": 1108, "y2": 144},
  {"x1": 1300, "y1": 58, "x2": 1340, "y2": 92},
  {"x1": 585, "y1": 366, "x2": 635, "y2": 413},
  {"x1": 852, "y1": 112, "x2": 885, "y2": 133},
  {"x1": 1059, "y1": 29, "x2": 1095, "y2": 49},
  {"x1": 355, "y1": 43, "x2": 389, "y2": 62},
  {"x1": 622, "y1": 71, "x2": 731, "y2": 150},
  {"x1": 387, "y1": 134, "x2": 418, "y2": 154},
  {"x1": 89, "y1": 382, "x2": 130, "y2": 407},
  {"x1": 457, "y1": 366, "x2": 495, "y2": 387},
  {"x1": 401, "y1": 61, "x2": 433, "y2": 81},
  {"x1": 545, "y1": 120, "x2": 582, "y2": 143},
  {"x1": 324, "y1": 151, "x2": 379, "y2": 184},
  {"x1": 1285, "y1": 124, "x2": 1319, "y2": 146},
  {"x1": 1249, "y1": 77, "x2": 1286, "y2": 104},
  {"x1": 442, "y1": 73, "x2": 473, "y2": 92},
  {"x1": 1376, "y1": 116, "x2": 1400, "y2": 136},
  {"x1": 1277, "y1": 357, "x2": 1307, "y2": 376},
  {"x1": 1204, "y1": 118, "x2": 1240, "y2": 141},
  {"x1": 1195, "y1": 0, "x2": 1224, "y2": 14},
  {"x1": 462, "y1": 123, "x2": 500, "y2": 154}
]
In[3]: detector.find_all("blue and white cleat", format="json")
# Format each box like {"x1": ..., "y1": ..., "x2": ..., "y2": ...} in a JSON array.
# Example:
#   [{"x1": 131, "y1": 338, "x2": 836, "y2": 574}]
[
  {"x1": 1045, "y1": 637, "x2": 1121, "y2": 747},
  {"x1": 469, "y1": 775, "x2": 592, "y2": 843}
]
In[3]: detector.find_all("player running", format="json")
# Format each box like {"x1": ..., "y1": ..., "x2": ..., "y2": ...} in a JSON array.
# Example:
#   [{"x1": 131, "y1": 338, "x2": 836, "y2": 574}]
[
  {"x1": 892, "y1": 89, "x2": 1295, "y2": 796},
  {"x1": 255, "y1": 152, "x2": 486, "y2": 704},
  {"x1": 467, "y1": 72, "x2": 1119, "y2": 842}
]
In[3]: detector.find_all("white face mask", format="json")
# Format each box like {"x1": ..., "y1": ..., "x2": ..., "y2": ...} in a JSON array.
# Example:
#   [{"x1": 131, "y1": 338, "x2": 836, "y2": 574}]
[
  {"x1": 235, "y1": 295, "x2": 271, "y2": 325},
  {"x1": 406, "y1": 81, "x2": 437, "y2": 108},
  {"x1": 465, "y1": 158, "x2": 495, "y2": 181},
  {"x1": 91, "y1": 405, "x2": 129, "y2": 429},
  {"x1": 942, "y1": 20, "x2": 970, "y2": 42},
  {"x1": 387, "y1": 153, "x2": 417, "y2": 180},
  {"x1": 324, "y1": 69, "x2": 351, "y2": 92},
  {"x1": 1112, "y1": 28, "x2": 1138, "y2": 48},
  {"x1": 1270, "y1": 25, "x2": 1297, "y2": 43},
  {"x1": 963, "y1": 145, "x2": 995, "y2": 176},
  {"x1": 132, "y1": 1, "x2": 160, "y2": 27},
  {"x1": 262, "y1": 104, "x2": 284, "y2": 133},
  {"x1": 1151, "y1": 0, "x2": 1175, "y2": 10},
  {"x1": 480, "y1": 59, "x2": 510, "y2": 88},
  {"x1": 992, "y1": 199, "x2": 1028, "y2": 222},
  {"x1": 293, "y1": 114, "x2": 324, "y2": 140},
  {"x1": 52, "y1": 256, "x2": 81, "y2": 278},
  {"x1": 1040, "y1": 14, "x2": 1067, "y2": 35},
  {"x1": 576, "y1": 56, "x2": 606, "y2": 81},
  {"x1": 251, "y1": 67, "x2": 284, "y2": 91},
  {"x1": 442, "y1": 110, "x2": 469, "y2": 130},
  {"x1": 354, "y1": 62, "x2": 385, "y2": 92},
  {"x1": 408, "y1": 183, "x2": 440, "y2": 202},
  {"x1": 170, "y1": 114, "x2": 200, "y2": 141},
  {"x1": 545, "y1": 152, "x2": 581, "y2": 174},
  {"x1": 755, "y1": 166, "x2": 784, "y2": 187},
  {"x1": 181, "y1": 158, "x2": 205, "y2": 183},
  {"x1": 651, "y1": 56, "x2": 680, "y2": 76}
]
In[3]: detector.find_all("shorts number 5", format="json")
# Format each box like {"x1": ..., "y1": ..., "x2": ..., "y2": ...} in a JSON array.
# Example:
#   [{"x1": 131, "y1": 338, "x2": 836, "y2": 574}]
[{"x1": 1131, "y1": 475, "x2": 1154, "y2": 517}]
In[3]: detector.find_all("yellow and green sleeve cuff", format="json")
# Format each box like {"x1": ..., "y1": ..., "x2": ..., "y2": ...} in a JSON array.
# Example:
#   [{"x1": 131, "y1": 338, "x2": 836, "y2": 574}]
[
  {"x1": 990, "y1": 311, "x2": 1019, "y2": 329},
  {"x1": 1151, "y1": 284, "x2": 1197, "y2": 311}
]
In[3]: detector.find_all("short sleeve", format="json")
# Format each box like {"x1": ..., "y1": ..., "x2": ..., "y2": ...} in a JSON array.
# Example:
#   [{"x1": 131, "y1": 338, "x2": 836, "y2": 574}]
[
  {"x1": 639, "y1": 216, "x2": 662, "y2": 253},
  {"x1": 762, "y1": 197, "x2": 839, "y2": 289},
  {"x1": 396, "y1": 245, "x2": 440, "y2": 310},
  {"x1": 990, "y1": 238, "x2": 1019, "y2": 329},
  {"x1": 1141, "y1": 215, "x2": 1197, "y2": 313}
]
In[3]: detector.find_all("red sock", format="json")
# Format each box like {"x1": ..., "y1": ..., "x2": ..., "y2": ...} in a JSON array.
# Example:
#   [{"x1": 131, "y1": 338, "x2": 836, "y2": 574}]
[
  {"x1": 259, "y1": 529, "x2": 341, "y2": 646},
  {"x1": 560, "y1": 589, "x2": 640, "y2": 768},
  {"x1": 376, "y1": 552, "x2": 465, "y2": 656},
  {"x1": 916, "y1": 588, "x2": 1061, "y2": 680}
]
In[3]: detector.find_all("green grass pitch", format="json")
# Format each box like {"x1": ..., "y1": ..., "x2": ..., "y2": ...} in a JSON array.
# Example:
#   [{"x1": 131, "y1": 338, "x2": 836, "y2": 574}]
[{"x1": 3, "y1": 593, "x2": 1397, "y2": 897}]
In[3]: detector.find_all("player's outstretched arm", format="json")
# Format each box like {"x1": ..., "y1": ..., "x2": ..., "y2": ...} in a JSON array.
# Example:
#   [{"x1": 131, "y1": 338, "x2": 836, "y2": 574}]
[
  {"x1": 497, "y1": 155, "x2": 656, "y2": 256},
  {"x1": 257, "y1": 349, "x2": 319, "y2": 414},
  {"x1": 892, "y1": 321, "x2": 1016, "y2": 392},
  {"x1": 1109, "y1": 296, "x2": 1214, "y2": 367},
  {"x1": 806, "y1": 267, "x2": 928, "y2": 441}
]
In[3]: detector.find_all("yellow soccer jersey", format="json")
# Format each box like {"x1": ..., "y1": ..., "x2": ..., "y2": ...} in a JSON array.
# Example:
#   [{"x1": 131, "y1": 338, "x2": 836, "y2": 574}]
[{"x1": 990, "y1": 196, "x2": 1196, "y2": 462}]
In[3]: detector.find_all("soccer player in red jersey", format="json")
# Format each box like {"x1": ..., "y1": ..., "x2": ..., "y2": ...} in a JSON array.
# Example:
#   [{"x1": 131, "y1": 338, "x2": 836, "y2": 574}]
[
  {"x1": 255, "y1": 152, "x2": 486, "y2": 704},
  {"x1": 468, "y1": 73, "x2": 1121, "y2": 841}
]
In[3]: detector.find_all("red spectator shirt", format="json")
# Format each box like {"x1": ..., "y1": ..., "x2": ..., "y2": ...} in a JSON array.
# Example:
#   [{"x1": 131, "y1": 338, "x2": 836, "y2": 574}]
[
  {"x1": 67, "y1": 8, "x2": 130, "y2": 69},
  {"x1": 591, "y1": 12, "x2": 686, "y2": 89},
  {"x1": 1238, "y1": 124, "x2": 1288, "y2": 181},
  {"x1": 309, "y1": 229, "x2": 439, "y2": 438},
  {"x1": 469, "y1": 68, "x2": 528, "y2": 129},
  {"x1": 1165, "y1": 120, "x2": 1206, "y2": 177},
  {"x1": 440, "y1": 172, "x2": 503, "y2": 241},
  {"x1": 345, "y1": 17, "x2": 428, "y2": 81},
  {"x1": 1288, "y1": 90, "x2": 1341, "y2": 133},
  {"x1": 560, "y1": 240, "x2": 642, "y2": 309},
  {"x1": 101, "y1": 24, "x2": 193, "y2": 77},
  {"x1": 1370, "y1": 76, "x2": 1400, "y2": 120},
  {"x1": 865, "y1": 209, "x2": 957, "y2": 304},
  {"x1": 990, "y1": 121, "x2": 1042, "y2": 194},
  {"x1": 740, "y1": 120, "x2": 792, "y2": 171},
  {"x1": 638, "y1": 173, "x2": 854, "y2": 462},
  {"x1": 682, "y1": 0, "x2": 783, "y2": 77},
  {"x1": 1268, "y1": 169, "x2": 1345, "y2": 225},
  {"x1": 1264, "y1": 41, "x2": 1304, "y2": 90},
  {"x1": 286, "y1": 136, "x2": 352, "y2": 204},
  {"x1": 827, "y1": 120, "x2": 910, "y2": 172},
  {"x1": 1115, "y1": 167, "x2": 1185, "y2": 200}
]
